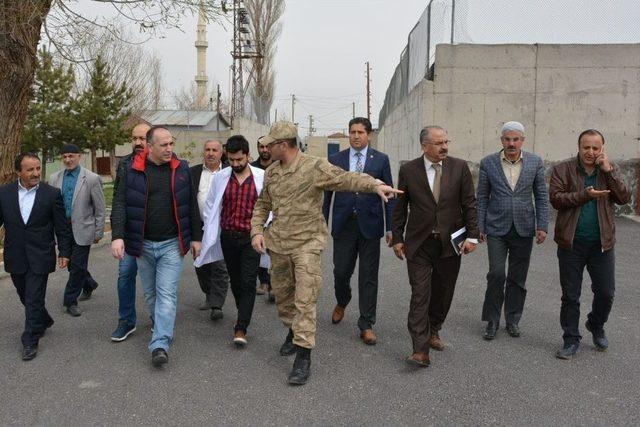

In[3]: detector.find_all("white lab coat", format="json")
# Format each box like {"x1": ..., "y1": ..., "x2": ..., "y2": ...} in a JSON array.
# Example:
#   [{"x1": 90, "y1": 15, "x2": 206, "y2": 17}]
[{"x1": 194, "y1": 165, "x2": 271, "y2": 268}]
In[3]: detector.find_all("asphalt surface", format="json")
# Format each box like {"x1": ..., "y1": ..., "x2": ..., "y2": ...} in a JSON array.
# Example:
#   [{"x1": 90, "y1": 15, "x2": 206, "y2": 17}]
[{"x1": 1, "y1": 219, "x2": 639, "y2": 426}]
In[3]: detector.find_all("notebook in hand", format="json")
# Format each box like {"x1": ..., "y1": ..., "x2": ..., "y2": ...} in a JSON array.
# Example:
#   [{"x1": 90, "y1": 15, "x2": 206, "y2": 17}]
[{"x1": 450, "y1": 227, "x2": 468, "y2": 256}]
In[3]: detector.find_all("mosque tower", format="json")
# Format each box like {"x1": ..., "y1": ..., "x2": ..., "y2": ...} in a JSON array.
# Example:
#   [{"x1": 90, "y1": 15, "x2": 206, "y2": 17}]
[{"x1": 194, "y1": 2, "x2": 208, "y2": 109}]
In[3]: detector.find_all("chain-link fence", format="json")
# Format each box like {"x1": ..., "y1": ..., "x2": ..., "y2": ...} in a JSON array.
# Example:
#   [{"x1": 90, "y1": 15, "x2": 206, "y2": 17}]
[{"x1": 379, "y1": 0, "x2": 640, "y2": 128}]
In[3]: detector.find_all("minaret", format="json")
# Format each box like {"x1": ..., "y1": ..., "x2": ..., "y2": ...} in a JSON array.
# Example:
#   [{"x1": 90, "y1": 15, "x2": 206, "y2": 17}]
[{"x1": 195, "y1": 2, "x2": 208, "y2": 109}]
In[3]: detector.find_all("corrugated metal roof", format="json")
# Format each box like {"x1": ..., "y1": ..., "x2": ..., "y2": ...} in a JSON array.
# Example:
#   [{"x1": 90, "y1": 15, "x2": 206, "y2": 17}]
[{"x1": 140, "y1": 110, "x2": 218, "y2": 127}]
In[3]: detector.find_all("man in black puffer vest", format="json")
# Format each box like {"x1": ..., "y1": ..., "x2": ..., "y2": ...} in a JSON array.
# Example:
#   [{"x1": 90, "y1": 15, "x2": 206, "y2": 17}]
[{"x1": 111, "y1": 125, "x2": 202, "y2": 367}]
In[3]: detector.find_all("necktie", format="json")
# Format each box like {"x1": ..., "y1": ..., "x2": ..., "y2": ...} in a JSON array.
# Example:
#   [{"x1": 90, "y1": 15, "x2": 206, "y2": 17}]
[
  {"x1": 355, "y1": 152, "x2": 363, "y2": 173},
  {"x1": 432, "y1": 163, "x2": 441, "y2": 203}
]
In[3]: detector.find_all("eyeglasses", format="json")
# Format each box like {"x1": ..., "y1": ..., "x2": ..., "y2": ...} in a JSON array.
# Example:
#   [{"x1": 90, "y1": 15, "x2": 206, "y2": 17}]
[
  {"x1": 267, "y1": 140, "x2": 285, "y2": 148},
  {"x1": 423, "y1": 140, "x2": 451, "y2": 146},
  {"x1": 501, "y1": 137, "x2": 522, "y2": 142}
]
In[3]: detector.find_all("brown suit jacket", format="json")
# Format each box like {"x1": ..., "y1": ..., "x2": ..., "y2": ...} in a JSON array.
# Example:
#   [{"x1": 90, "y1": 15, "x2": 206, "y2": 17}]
[{"x1": 392, "y1": 155, "x2": 479, "y2": 259}]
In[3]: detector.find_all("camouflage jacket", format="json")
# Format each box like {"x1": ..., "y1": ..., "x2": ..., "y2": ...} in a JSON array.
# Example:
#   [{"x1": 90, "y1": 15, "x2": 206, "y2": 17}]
[{"x1": 251, "y1": 151, "x2": 380, "y2": 254}]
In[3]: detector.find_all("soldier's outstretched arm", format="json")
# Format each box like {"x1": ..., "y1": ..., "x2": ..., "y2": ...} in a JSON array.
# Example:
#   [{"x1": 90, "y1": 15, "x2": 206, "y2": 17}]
[{"x1": 314, "y1": 157, "x2": 401, "y2": 202}]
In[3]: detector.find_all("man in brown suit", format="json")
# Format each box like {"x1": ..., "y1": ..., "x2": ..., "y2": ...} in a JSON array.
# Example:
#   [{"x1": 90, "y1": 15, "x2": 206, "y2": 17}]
[{"x1": 392, "y1": 126, "x2": 479, "y2": 367}]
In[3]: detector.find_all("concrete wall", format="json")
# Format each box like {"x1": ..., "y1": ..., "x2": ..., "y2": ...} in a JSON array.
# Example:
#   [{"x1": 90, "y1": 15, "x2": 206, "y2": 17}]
[
  {"x1": 377, "y1": 43, "x2": 640, "y2": 210},
  {"x1": 306, "y1": 136, "x2": 350, "y2": 158}
]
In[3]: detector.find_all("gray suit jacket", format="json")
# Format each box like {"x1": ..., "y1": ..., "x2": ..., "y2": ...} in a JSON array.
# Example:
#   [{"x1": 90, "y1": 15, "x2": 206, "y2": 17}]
[
  {"x1": 50, "y1": 166, "x2": 106, "y2": 246},
  {"x1": 476, "y1": 150, "x2": 549, "y2": 237}
]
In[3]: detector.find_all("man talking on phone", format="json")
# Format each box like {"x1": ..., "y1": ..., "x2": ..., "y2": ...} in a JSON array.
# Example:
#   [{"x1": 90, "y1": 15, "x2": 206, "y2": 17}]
[{"x1": 549, "y1": 129, "x2": 630, "y2": 359}]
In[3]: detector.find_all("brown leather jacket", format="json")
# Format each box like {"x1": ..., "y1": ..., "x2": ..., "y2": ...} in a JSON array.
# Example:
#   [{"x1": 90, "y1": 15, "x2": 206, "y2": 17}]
[{"x1": 549, "y1": 156, "x2": 631, "y2": 250}]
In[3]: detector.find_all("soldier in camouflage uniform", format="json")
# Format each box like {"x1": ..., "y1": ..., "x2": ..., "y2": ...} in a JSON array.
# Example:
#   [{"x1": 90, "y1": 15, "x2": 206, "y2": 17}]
[{"x1": 251, "y1": 121, "x2": 401, "y2": 385}]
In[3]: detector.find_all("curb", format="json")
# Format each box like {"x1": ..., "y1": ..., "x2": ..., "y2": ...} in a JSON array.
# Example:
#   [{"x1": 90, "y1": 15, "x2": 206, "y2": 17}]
[{"x1": 0, "y1": 231, "x2": 113, "y2": 281}]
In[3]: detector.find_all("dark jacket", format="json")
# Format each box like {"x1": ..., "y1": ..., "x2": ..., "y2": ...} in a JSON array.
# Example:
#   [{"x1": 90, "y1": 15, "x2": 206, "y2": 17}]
[
  {"x1": 323, "y1": 147, "x2": 395, "y2": 240},
  {"x1": 0, "y1": 181, "x2": 72, "y2": 274},
  {"x1": 392, "y1": 155, "x2": 479, "y2": 259},
  {"x1": 111, "y1": 151, "x2": 202, "y2": 257},
  {"x1": 549, "y1": 156, "x2": 630, "y2": 250}
]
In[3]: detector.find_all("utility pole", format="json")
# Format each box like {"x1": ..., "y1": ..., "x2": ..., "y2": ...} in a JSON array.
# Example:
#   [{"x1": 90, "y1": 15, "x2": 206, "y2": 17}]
[
  {"x1": 216, "y1": 84, "x2": 221, "y2": 131},
  {"x1": 291, "y1": 94, "x2": 296, "y2": 124},
  {"x1": 308, "y1": 115, "x2": 315, "y2": 137},
  {"x1": 352, "y1": 101, "x2": 355, "y2": 118},
  {"x1": 365, "y1": 61, "x2": 372, "y2": 121},
  {"x1": 450, "y1": 0, "x2": 456, "y2": 44},
  {"x1": 227, "y1": 0, "x2": 262, "y2": 122}
]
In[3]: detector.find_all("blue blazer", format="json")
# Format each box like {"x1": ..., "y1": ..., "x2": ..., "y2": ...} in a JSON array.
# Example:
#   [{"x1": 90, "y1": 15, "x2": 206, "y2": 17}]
[
  {"x1": 476, "y1": 150, "x2": 549, "y2": 237},
  {"x1": 322, "y1": 147, "x2": 395, "y2": 240}
]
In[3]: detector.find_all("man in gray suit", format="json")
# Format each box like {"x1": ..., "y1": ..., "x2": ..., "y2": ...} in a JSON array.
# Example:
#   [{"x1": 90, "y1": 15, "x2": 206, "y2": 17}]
[
  {"x1": 476, "y1": 121, "x2": 549, "y2": 340},
  {"x1": 50, "y1": 144, "x2": 106, "y2": 316}
]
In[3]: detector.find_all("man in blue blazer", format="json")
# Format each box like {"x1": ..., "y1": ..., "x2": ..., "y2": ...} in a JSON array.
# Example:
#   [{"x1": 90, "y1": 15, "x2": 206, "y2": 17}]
[
  {"x1": 476, "y1": 121, "x2": 549, "y2": 340},
  {"x1": 0, "y1": 153, "x2": 71, "y2": 360},
  {"x1": 323, "y1": 117, "x2": 395, "y2": 345}
]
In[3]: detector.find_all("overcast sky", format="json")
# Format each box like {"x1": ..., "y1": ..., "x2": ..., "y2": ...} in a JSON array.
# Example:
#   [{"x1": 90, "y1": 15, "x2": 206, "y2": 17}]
[{"x1": 69, "y1": 0, "x2": 639, "y2": 135}]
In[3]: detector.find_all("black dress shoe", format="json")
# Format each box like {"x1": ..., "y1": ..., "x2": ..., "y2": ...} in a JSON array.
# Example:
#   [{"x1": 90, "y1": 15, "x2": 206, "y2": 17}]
[
  {"x1": 66, "y1": 305, "x2": 82, "y2": 317},
  {"x1": 279, "y1": 329, "x2": 296, "y2": 356},
  {"x1": 506, "y1": 323, "x2": 521, "y2": 337},
  {"x1": 288, "y1": 353, "x2": 311, "y2": 385},
  {"x1": 22, "y1": 344, "x2": 38, "y2": 361},
  {"x1": 585, "y1": 321, "x2": 609, "y2": 351},
  {"x1": 151, "y1": 348, "x2": 168, "y2": 367},
  {"x1": 555, "y1": 343, "x2": 579, "y2": 359},
  {"x1": 79, "y1": 283, "x2": 99, "y2": 301},
  {"x1": 483, "y1": 322, "x2": 497, "y2": 340}
]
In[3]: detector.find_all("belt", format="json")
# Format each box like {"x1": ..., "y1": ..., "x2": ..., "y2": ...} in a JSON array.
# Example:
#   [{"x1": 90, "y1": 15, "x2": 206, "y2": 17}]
[
  {"x1": 427, "y1": 233, "x2": 441, "y2": 241},
  {"x1": 221, "y1": 229, "x2": 251, "y2": 239}
]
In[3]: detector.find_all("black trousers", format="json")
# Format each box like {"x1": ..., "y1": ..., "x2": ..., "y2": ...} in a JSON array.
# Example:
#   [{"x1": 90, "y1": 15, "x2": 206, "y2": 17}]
[
  {"x1": 195, "y1": 260, "x2": 230, "y2": 309},
  {"x1": 63, "y1": 239, "x2": 98, "y2": 307},
  {"x1": 257, "y1": 267, "x2": 271, "y2": 286},
  {"x1": 558, "y1": 239, "x2": 615, "y2": 345},
  {"x1": 481, "y1": 226, "x2": 534, "y2": 326},
  {"x1": 220, "y1": 231, "x2": 260, "y2": 332},
  {"x1": 333, "y1": 217, "x2": 381, "y2": 331},
  {"x1": 406, "y1": 237, "x2": 461, "y2": 354},
  {"x1": 11, "y1": 271, "x2": 53, "y2": 346}
]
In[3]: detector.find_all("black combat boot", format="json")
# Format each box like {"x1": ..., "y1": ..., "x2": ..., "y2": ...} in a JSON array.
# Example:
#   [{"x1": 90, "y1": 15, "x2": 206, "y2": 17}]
[
  {"x1": 287, "y1": 346, "x2": 311, "y2": 385},
  {"x1": 279, "y1": 329, "x2": 296, "y2": 356}
]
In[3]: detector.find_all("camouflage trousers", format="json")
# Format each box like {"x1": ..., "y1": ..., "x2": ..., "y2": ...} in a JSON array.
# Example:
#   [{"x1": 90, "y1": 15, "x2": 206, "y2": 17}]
[{"x1": 269, "y1": 250, "x2": 323, "y2": 349}]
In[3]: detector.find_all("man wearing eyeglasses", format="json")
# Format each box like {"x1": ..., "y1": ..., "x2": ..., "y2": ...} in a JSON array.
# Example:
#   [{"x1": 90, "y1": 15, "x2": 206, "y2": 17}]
[
  {"x1": 392, "y1": 126, "x2": 478, "y2": 368},
  {"x1": 251, "y1": 121, "x2": 402, "y2": 385},
  {"x1": 476, "y1": 121, "x2": 549, "y2": 341}
]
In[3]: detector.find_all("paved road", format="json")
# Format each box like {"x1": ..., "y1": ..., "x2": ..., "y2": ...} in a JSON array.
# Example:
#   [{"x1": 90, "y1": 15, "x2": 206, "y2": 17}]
[{"x1": 1, "y1": 219, "x2": 639, "y2": 426}]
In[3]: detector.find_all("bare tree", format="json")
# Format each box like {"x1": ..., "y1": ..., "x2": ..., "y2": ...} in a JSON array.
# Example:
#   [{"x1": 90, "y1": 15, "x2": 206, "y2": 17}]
[
  {"x1": 74, "y1": 25, "x2": 166, "y2": 113},
  {"x1": 172, "y1": 81, "x2": 230, "y2": 115},
  {"x1": 0, "y1": 0, "x2": 223, "y2": 184},
  {"x1": 245, "y1": 0, "x2": 284, "y2": 125}
]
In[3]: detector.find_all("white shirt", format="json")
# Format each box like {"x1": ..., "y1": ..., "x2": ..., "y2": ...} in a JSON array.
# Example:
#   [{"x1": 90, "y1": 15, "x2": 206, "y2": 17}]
[
  {"x1": 422, "y1": 156, "x2": 477, "y2": 244},
  {"x1": 18, "y1": 180, "x2": 39, "y2": 224},
  {"x1": 423, "y1": 156, "x2": 442, "y2": 193},
  {"x1": 197, "y1": 163, "x2": 223, "y2": 219},
  {"x1": 349, "y1": 145, "x2": 369, "y2": 172}
]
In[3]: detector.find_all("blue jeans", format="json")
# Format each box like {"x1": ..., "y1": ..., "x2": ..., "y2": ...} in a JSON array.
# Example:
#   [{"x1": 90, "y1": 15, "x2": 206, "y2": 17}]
[
  {"x1": 117, "y1": 253, "x2": 138, "y2": 327},
  {"x1": 137, "y1": 238, "x2": 184, "y2": 352}
]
